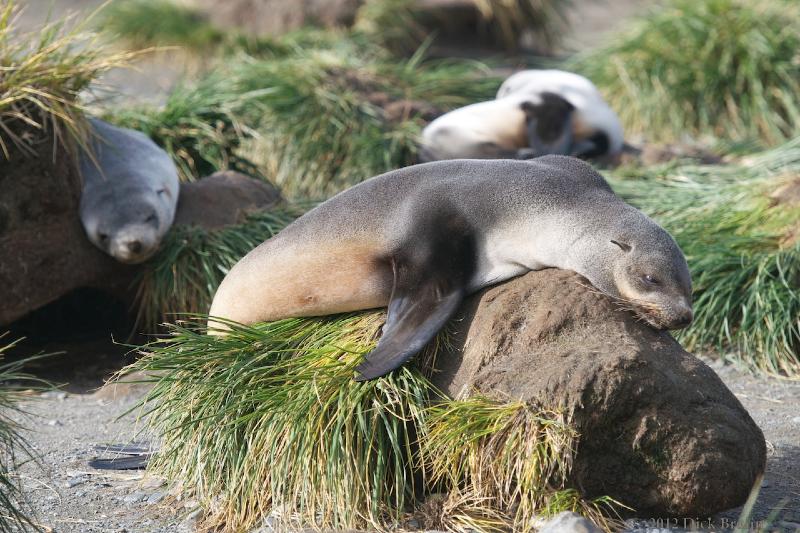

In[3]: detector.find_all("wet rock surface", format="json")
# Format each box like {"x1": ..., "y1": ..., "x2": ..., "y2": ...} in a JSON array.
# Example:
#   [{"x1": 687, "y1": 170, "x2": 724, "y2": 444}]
[{"x1": 436, "y1": 269, "x2": 767, "y2": 518}]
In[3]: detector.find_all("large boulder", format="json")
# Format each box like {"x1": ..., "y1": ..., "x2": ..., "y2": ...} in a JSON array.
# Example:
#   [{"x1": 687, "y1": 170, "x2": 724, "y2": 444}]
[
  {"x1": 173, "y1": 170, "x2": 283, "y2": 230},
  {"x1": 435, "y1": 269, "x2": 766, "y2": 517},
  {"x1": 0, "y1": 141, "x2": 282, "y2": 327}
]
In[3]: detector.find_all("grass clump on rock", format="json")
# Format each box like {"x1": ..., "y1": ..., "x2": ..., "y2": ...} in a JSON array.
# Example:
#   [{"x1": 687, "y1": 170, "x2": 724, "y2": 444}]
[
  {"x1": 0, "y1": 2, "x2": 133, "y2": 158},
  {"x1": 609, "y1": 139, "x2": 800, "y2": 375},
  {"x1": 572, "y1": 0, "x2": 800, "y2": 145},
  {"x1": 129, "y1": 316, "x2": 614, "y2": 532}
]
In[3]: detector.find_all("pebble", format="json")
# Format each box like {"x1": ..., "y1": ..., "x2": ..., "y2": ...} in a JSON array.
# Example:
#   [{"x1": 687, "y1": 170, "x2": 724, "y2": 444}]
[
  {"x1": 46, "y1": 419, "x2": 63, "y2": 427},
  {"x1": 147, "y1": 491, "x2": 165, "y2": 505},
  {"x1": 40, "y1": 391, "x2": 68, "y2": 400},
  {"x1": 123, "y1": 491, "x2": 147, "y2": 504},
  {"x1": 178, "y1": 508, "x2": 203, "y2": 533},
  {"x1": 791, "y1": 416, "x2": 800, "y2": 424},
  {"x1": 62, "y1": 477, "x2": 88, "y2": 488},
  {"x1": 539, "y1": 511, "x2": 602, "y2": 533}
]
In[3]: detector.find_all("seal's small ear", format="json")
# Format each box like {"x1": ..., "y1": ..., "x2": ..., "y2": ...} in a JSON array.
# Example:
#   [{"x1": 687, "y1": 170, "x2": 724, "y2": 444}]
[{"x1": 610, "y1": 239, "x2": 632, "y2": 252}]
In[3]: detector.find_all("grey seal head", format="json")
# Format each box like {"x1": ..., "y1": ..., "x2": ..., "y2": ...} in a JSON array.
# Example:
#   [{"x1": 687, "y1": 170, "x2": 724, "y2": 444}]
[
  {"x1": 79, "y1": 118, "x2": 179, "y2": 264},
  {"x1": 208, "y1": 156, "x2": 692, "y2": 380}
]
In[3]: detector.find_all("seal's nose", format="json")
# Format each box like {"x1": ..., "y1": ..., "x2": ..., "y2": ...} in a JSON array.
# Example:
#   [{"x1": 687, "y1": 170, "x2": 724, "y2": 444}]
[
  {"x1": 673, "y1": 309, "x2": 694, "y2": 328},
  {"x1": 126, "y1": 240, "x2": 143, "y2": 255}
]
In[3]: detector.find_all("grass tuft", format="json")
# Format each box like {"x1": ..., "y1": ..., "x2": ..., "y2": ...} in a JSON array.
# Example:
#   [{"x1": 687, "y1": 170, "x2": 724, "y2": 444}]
[
  {"x1": 572, "y1": 0, "x2": 800, "y2": 145},
  {"x1": 107, "y1": 73, "x2": 271, "y2": 182},
  {"x1": 127, "y1": 316, "x2": 619, "y2": 531},
  {"x1": 134, "y1": 206, "x2": 303, "y2": 332},
  {"x1": 0, "y1": 2, "x2": 135, "y2": 159},
  {"x1": 421, "y1": 398, "x2": 620, "y2": 531},
  {"x1": 99, "y1": 0, "x2": 283, "y2": 56},
  {"x1": 355, "y1": 0, "x2": 570, "y2": 55},
  {"x1": 609, "y1": 138, "x2": 800, "y2": 375},
  {"x1": 236, "y1": 42, "x2": 498, "y2": 198},
  {"x1": 0, "y1": 336, "x2": 48, "y2": 532},
  {"x1": 131, "y1": 314, "x2": 437, "y2": 531}
]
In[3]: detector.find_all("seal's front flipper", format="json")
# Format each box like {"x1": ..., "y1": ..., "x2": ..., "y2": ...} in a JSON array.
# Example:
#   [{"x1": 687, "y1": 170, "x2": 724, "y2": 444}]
[
  {"x1": 355, "y1": 211, "x2": 477, "y2": 381},
  {"x1": 354, "y1": 281, "x2": 464, "y2": 381}
]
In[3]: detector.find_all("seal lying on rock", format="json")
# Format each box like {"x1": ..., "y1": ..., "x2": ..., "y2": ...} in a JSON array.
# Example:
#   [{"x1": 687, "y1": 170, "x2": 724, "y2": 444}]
[
  {"x1": 420, "y1": 69, "x2": 623, "y2": 161},
  {"x1": 79, "y1": 118, "x2": 180, "y2": 264},
  {"x1": 208, "y1": 156, "x2": 692, "y2": 380}
]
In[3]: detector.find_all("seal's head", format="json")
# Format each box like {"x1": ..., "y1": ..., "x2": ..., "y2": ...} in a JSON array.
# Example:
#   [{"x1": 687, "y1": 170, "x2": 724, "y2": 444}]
[
  {"x1": 585, "y1": 213, "x2": 693, "y2": 330},
  {"x1": 80, "y1": 183, "x2": 174, "y2": 264}
]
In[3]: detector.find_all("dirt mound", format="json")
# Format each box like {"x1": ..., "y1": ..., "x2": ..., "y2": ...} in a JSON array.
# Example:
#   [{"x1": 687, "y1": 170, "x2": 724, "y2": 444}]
[{"x1": 436, "y1": 269, "x2": 766, "y2": 517}]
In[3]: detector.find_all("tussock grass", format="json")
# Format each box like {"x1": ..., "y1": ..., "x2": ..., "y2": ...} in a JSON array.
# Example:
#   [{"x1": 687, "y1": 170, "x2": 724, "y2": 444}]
[
  {"x1": 237, "y1": 44, "x2": 498, "y2": 198},
  {"x1": 572, "y1": 0, "x2": 800, "y2": 145},
  {"x1": 131, "y1": 314, "x2": 437, "y2": 531},
  {"x1": 134, "y1": 207, "x2": 303, "y2": 332},
  {"x1": 108, "y1": 74, "x2": 271, "y2": 181},
  {"x1": 355, "y1": 0, "x2": 570, "y2": 55},
  {"x1": 99, "y1": 0, "x2": 282, "y2": 56},
  {"x1": 0, "y1": 337, "x2": 47, "y2": 532},
  {"x1": 128, "y1": 316, "x2": 617, "y2": 531},
  {"x1": 421, "y1": 398, "x2": 619, "y2": 531},
  {"x1": 609, "y1": 139, "x2": 800, "y2": 375},
  {"x1": 0, "y1": 2, "x2": 135, "y2": 158}
]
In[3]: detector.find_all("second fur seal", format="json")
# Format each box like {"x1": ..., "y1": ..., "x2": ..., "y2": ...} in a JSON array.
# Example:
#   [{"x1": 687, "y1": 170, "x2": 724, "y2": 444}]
[
  {"x1": 209, "y1": 156, "x2": 692, "y2": 380},
  {"x1": 79, "y1": 118, "x2": 180, "y2": 264}
]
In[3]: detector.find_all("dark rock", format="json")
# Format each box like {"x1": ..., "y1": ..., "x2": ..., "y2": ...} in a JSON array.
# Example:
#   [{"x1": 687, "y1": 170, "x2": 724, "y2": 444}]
[
  {"x1": 173, "y1": 170, "x2": 282, "y2": 230},
  {"x1": 0, "y1": 138, "x2": 136, "y2": 326},
  {"x1": 435, "y1": 269, "x2": 766, "y2": 517}
]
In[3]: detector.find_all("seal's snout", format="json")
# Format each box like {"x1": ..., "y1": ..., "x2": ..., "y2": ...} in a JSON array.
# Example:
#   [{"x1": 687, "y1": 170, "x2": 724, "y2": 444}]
[
  {"x1": 673, "y1": 308, "x2": 693, "y2": 329},
  {"x1": 108, "y1": 229, "x2": 158, "y2": 264},
  {"x1": 126, "y1": 240, "x2": 143, "y2": 255}
]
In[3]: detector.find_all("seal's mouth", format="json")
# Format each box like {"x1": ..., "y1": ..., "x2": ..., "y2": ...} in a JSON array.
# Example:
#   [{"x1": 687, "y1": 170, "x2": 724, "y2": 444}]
[
  {"x1": 112, "y1": 248, "x2": 157, "y2": 264},
  {"x1": 633, "y1": 303, "x2": 693, "y2": 331}
]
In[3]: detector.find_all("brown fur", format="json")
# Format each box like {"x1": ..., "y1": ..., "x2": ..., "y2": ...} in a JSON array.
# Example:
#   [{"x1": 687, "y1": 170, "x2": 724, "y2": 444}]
[{"x1": 208, "y1": 240, "x2": 392, "y2": 329}]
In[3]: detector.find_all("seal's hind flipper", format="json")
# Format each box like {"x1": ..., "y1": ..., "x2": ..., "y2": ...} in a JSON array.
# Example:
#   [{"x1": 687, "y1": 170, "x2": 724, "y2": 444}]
[{"x1": 355, "y1": 209, "x2": 477, "y2": 381}]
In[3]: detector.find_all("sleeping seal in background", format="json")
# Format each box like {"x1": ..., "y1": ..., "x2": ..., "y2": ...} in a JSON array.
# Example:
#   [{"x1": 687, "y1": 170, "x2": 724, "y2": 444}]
[
  {"x1": 208, "y1": 156, "x2": 692, "y2": 381},
  {"x1": 420, "y1": 69, "x2": 623, "y2": 161},
  {"x1": 79, "y1": 118, "x2": 180, "y2": 264}
]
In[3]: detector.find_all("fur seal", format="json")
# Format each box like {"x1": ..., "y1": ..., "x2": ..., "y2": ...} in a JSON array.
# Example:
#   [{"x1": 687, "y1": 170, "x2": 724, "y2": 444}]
[
  {"x1": 79, "y1": 118, "x2": 180, "y2": 264},
  {"x1": 420, "y1": 69, "x2": 623, "y2": 161},
  {"x1": 209, "y1": 156, "x2": 692, "y2": 380}
]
